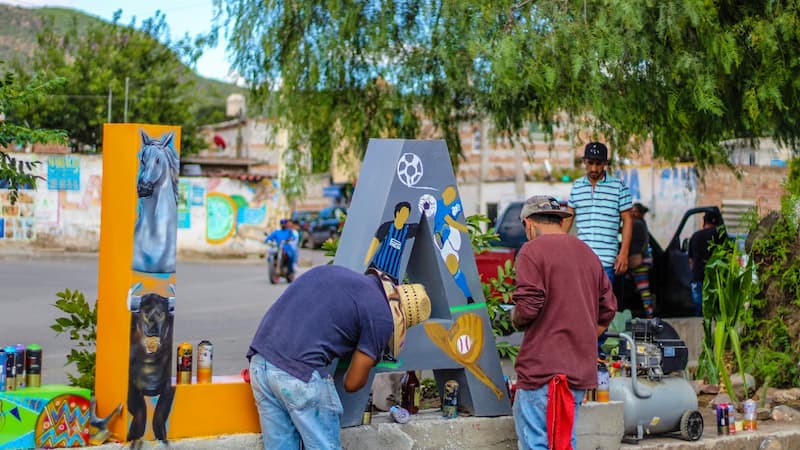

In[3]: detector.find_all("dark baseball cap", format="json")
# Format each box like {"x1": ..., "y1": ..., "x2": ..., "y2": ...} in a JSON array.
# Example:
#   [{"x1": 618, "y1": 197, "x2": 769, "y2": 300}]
[
  {"x1": 519, "y1": 195, "x2": 573, "y2": 220},
  {"x1": 583, "y1": 142, "x2": 608, "y2": 161}
]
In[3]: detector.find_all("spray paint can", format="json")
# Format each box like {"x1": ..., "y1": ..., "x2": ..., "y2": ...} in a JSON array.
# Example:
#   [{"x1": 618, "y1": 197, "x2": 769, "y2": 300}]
[
  {"x1": 743, "y1": 399, "x2": 757, "y2": 431},
  {"x1": 196, "y1": 340, "x2": 213, "y2": 384},
  {"x1": 362, "y1": 392, "x2": 373, "y2": 425},
  {"x1": 0, "y1": 350, "x2": 6, "y2": 392},
  {"x1": 442, "y1": 380, "x2": 459, "y2": 419},
  {"x1": 176, "y1": 342, "x2": 193, "y2": 384},
  {"x1": 3, "y1": 346, "x2": 16, "y2": 391},
  {"x1": 25, "y1": 344, "x2": 42, "y2": 388},
  {"x1": 14, "y1": 344, "x2": 25, "y2": 389},
  {"x1": 716, "y1": 403, "x2": 727, "y2": 435},
  {"x1": 596, "y1": 362, "x2": 610, "y2": 402},
  {"x1": 728, "y1": 403, "x2": 736, "y2": 434}
]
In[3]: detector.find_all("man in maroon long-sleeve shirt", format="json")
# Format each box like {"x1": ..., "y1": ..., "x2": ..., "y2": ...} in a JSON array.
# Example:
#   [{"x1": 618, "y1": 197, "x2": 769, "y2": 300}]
[{"x1": 511, "y1": 195, "x2": 617, "y2": 450}]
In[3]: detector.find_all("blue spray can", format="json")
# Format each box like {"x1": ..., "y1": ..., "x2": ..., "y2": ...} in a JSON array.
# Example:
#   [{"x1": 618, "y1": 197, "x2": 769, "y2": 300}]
[
  {"x1": 3, "y1": 346, "x2": 16, "y2": 391},
  {"x1": 0, "y1": 350, "x2": 6, "y2": 392}
]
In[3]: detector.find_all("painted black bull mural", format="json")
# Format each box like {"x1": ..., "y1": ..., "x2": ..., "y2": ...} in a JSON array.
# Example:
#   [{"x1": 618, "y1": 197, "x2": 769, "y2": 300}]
[{"x1": 126, "y1": 283, "x2": 175, "y2": 447}]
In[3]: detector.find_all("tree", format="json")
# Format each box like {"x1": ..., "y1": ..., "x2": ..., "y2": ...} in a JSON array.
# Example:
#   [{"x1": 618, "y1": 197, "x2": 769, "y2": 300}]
[
  {"x1": 0, "y1": 62, "x2": 66, "y2": 203},
  {"x1": 216, "y1": 0, "x2": 800, "y2": 174},
  {"x1": 11, "y1": 11, "x2": 206, "y2": 153}
]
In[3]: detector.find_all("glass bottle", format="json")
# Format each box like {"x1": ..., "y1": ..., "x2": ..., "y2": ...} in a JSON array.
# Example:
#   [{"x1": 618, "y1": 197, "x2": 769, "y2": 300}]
[{"x1": 400, "y1": 370, "x2": 421, "y2": 414}]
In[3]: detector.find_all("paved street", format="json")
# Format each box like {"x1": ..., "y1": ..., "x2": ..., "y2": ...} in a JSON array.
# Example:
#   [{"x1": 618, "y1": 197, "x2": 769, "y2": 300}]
[{"x1": 0, "y1": 248, "x2": 330, "y2": 385}]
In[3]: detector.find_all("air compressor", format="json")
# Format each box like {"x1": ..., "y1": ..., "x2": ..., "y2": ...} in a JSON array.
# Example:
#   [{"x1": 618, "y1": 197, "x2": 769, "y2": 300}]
[{"x1": 606, "y1": 318, "x2": 704, "y2": 443}]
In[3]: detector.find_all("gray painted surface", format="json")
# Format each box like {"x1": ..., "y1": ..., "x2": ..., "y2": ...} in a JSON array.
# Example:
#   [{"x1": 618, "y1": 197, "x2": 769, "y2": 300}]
[{"x1": 333, "y1": 139, "x2": 510, "y2": 427}]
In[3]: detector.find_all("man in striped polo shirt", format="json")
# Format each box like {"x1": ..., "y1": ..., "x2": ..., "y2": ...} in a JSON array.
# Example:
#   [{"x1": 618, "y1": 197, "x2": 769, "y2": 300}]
[{"x1": 562, "y1": 142, "x2": 633, "y2": 285}]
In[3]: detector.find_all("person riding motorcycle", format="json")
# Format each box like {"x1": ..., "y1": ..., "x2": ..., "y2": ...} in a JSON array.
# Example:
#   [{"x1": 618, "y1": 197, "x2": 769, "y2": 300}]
[{"x1": 264, "y1": 219, "x2": 299, "y2": 275}]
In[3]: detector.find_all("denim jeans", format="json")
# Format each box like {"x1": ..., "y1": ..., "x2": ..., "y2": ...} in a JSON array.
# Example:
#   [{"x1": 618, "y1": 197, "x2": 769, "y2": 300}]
[
  {"x1": 249, "y1": 353, "x2": 343, "y2": 450},
  {"x1": 603, "y1": 266, "x2": 615, "y2": 286},
  {"x1": 690, "y1": 281, "x2": 703, "y2": 317},
  {"x1": 513, "y1": 384, "x2": 585, "y2": 450}
]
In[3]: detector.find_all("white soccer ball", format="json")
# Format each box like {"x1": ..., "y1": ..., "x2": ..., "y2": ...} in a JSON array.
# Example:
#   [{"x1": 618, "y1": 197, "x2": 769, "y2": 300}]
[
  {"x1": 418, "y1": 194, "x2": 436, "y2": 217},
  {"x1": 397, "y1": 153, "x2": 424, "y2": 187}
]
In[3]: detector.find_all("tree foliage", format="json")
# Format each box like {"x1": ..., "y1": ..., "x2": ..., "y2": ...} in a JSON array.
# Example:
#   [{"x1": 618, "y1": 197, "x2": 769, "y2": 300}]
[
  {"x1": 11, "y1": 11, "x2": 206, "y2": 153},
  {"x1": 0, "y1": 62, "x2": 66, "y2": 203},
  {"x1": 216, "y1": 0, "x2": 800, "y2": 174}
]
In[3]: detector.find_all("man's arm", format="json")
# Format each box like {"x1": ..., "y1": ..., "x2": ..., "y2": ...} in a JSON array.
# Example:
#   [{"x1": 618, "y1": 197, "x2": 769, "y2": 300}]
[
  {"x1": 561, "y1": 206, "x2": 576, "y2": 233},
  {"x1": 614, "y1": 209, "x2": 633, "y2": 274},
  {"x1": 344, "y1": 350, "x2": 377, "y2": 392},
  {"x1": 511, "y1": 251, "x2": 546, "y2": 330}
]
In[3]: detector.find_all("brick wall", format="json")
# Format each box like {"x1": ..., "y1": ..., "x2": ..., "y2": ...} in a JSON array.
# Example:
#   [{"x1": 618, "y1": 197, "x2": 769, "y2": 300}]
[{"x1": 697, "y1": 166, "x2": 788, "y2": 216}]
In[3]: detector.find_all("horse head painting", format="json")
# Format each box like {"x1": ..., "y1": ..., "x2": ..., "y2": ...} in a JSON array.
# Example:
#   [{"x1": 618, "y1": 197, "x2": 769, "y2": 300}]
[{"x1": 132, "y1": 130, "x2": 179, "y2": 274}]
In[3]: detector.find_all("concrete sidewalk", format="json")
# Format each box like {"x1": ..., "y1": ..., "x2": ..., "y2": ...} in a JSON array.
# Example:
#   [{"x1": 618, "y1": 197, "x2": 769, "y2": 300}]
[{"x1": 80, "y1": 403, "x2": 800, "y2": 450}]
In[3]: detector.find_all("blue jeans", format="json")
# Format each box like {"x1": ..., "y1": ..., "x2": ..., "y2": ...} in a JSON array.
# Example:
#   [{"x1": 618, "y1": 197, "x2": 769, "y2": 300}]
[
  {"x1": 604, "y1": 266, "x2": 615, "y2": 286},
  {"x1": 513, "y1": 384, "x2": 585, "y2": 450},
  {"x1": 690, "y1": 281, "x2": 703, "y2": 317},
  {"x1": 249, "y1": 353, "x2": 343, "y2": 449}
]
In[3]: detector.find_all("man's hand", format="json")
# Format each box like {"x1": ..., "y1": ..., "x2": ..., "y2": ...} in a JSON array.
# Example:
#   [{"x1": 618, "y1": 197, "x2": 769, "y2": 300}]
[{"x1": 613, "y1": 253, "x2": 628, "y2": 274}]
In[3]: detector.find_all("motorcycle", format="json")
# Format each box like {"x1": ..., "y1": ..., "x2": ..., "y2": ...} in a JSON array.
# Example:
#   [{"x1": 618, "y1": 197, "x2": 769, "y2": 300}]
[{"x1": 266, "y1": 240, "x2": 294, "y2": 284}]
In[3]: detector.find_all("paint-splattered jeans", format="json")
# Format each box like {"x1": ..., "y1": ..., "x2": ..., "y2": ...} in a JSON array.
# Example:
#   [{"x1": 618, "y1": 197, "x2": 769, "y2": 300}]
[
  {"x1": 249, "y1": 353, "x2": 343, "y2": 450},
  {"x1": 512, "y1": 384, "x2": 584, "y2": 450}
]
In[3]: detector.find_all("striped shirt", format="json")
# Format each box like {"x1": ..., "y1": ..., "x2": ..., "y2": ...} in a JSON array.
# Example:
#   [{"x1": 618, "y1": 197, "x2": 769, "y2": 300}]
[
  {"x1": 568, "y1": 173, "x2": 632, "y2": 267},
  {"x1": 371, "y1": 221, "x2": 418, "y2": 281}
]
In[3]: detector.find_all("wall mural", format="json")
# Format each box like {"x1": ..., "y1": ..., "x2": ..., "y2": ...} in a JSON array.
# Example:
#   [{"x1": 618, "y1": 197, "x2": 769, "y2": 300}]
[
  {"x1": 127, "y1": 130, "x2": 179, "y2": 447},
  {"x1": 333, "y1": 139, "x2": 510, "y2": 427},
  {"x1": 205, "y1": 193, "x2": 237, "y2": 244}
]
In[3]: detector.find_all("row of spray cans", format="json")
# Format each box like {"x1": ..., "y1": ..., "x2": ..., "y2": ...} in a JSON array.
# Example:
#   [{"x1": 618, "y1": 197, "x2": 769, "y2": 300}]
[
  {"x1": 176, "y1": 340, "x2": 213, "y2": 384},
  {"x1": 716, "y1": 400, "x2": 759, "y2": 434},
  {"x1": 0, "y1": 344, "x2": 42, "y2": 391}
]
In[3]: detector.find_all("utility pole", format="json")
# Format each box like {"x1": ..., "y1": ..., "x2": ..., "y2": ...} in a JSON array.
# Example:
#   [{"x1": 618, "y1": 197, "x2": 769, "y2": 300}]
[
  {"x1": 107, "y1": 86, "x2": 112, "y2": 123},
  {"x1": 124, "y1": 77, "x2": 130, "y2": 123}
]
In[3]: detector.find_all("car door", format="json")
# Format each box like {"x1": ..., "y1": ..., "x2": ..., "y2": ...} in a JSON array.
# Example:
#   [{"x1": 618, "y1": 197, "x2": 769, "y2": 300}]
[{"x1": 657, "y1": 207, "x2": 723, "y2": 316}]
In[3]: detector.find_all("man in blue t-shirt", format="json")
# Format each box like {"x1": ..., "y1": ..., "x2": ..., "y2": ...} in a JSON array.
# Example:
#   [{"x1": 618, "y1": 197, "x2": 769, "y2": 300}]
[
  {"x1": 562, "y1": 142, "x2": 633, "y2": 285},
  {"x1": 247, "y1": 265, "x2": 431, "y2": 449}
]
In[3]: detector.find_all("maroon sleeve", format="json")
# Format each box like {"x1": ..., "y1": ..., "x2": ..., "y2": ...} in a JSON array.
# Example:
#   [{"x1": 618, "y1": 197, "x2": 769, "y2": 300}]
[
  {"x1": 511, "y1": 248, "x2": 546, "y2": 329},
  {"x1": 597, "y1": 266, "x2": 617, "y2": 328}
]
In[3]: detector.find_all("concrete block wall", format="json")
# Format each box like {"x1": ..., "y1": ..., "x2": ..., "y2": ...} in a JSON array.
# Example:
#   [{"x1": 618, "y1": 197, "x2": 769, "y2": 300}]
[{"x1": 697, "y1": 166, "x2": 787, "y2": 217}]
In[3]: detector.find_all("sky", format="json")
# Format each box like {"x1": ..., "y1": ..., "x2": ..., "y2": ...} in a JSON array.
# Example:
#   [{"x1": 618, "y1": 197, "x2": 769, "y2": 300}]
[{"x1": 1, "y1": 0, "x2": 232, "y2": 82}]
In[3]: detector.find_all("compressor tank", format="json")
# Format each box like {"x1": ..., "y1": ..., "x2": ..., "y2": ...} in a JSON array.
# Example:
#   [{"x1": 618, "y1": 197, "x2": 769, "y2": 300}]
[{"x1": 610, "y1": 376, "x2": 698, "y2": 436}]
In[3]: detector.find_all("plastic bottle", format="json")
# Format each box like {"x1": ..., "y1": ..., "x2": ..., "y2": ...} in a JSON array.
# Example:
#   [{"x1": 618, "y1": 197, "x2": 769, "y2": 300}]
[
  {"x1": 401, "y1": 370, "x2": 421, "y2": 414},
  {"x1": 390, "y1": 405, "x2": 410, "y2": 424},
  {"x1": 743, "y1": 399, "x2": 757, "y2": 431},
  {"x1": 596, "y1": 362, "x2": 610, "y2": 402}
]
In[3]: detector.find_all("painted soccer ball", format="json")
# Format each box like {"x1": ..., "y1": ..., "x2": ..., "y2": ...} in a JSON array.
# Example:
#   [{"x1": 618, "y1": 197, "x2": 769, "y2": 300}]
[
  {"x1": 418, "y1": 194, "x2": 436, "y2": 217},
  {"x1": 397, "y1": 153, "x2": 424, "y2": 187}
]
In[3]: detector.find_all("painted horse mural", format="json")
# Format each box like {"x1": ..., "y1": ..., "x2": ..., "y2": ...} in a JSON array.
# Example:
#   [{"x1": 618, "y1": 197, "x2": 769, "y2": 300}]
[{"x1": 132, "y1": 130, "x2": 179, "y2": 274}]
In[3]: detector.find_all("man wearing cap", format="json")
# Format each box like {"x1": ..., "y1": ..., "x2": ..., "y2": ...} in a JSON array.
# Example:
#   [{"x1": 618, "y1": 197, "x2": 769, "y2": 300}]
[
  {"x1": 246, "y1": 265, "x2": 431, "y2": 449},
  {"x1": 688, "y1": 210, "x2": 727, "y2": 316},
  {"x1": 512, "y1": 196, "x2": 617, "y2": 450},
  {"x1": 562, "y1": 142, "x2": 633, "y2": 285}
]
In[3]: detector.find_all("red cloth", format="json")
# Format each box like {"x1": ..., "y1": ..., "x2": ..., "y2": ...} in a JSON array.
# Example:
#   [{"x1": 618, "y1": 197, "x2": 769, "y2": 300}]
[{"x1": 547, "y1": 374, "x2": 575, "y2": 450}]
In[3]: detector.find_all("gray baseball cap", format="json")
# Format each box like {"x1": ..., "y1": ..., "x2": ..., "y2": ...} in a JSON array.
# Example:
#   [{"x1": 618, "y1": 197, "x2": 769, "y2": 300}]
[{"x1": 519, "y1": 195, "x2": 573, "y2": 220}]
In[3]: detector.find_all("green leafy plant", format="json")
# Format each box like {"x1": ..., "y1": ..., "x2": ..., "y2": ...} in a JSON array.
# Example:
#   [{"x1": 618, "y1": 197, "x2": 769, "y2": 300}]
[
  {"x1": 50, "y1": 288, "x2": 96, "y2": 391},
  {"x1": 696, "y1": 239, "x2": 756, "y2": 403}
]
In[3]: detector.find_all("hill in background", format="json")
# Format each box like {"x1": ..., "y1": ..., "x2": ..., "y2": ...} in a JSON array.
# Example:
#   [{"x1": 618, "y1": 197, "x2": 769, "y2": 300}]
[{"x1": 0, "y1": 4, "x2": 243, "y2": 123}]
